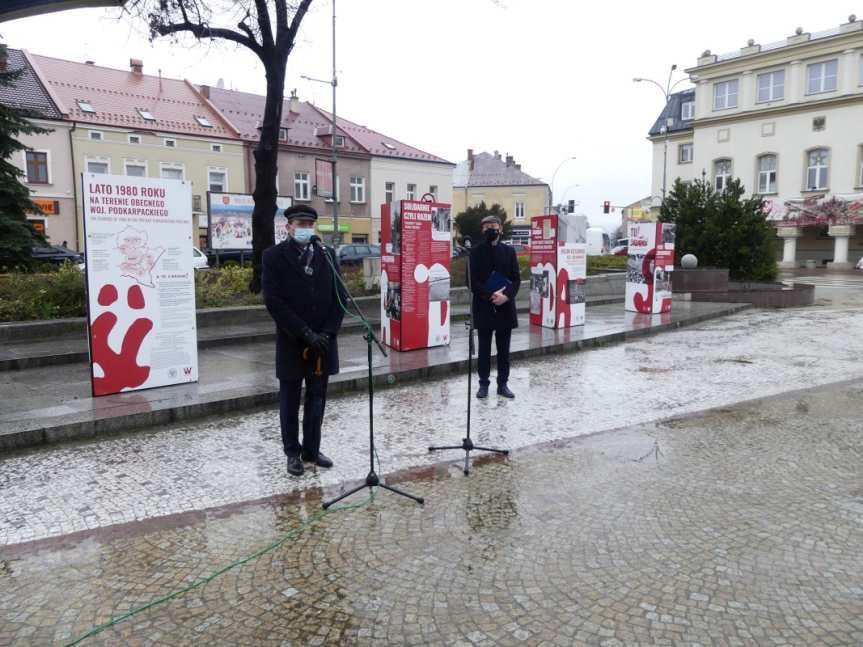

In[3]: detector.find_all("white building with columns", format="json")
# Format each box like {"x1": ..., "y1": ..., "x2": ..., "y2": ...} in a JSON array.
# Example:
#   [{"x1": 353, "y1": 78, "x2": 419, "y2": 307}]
[{"x1": 647, "y1": 15, "x2": 863, "y2": 269}]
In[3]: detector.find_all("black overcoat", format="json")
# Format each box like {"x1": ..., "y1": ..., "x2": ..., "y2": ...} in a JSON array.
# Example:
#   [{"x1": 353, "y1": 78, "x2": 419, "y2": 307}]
[
  {"x1": 469, "y1": 241, "x2": 521, "y2": 331},
  {"x1": 262, "y1": 240, "x2": 345, "y2": 380}
]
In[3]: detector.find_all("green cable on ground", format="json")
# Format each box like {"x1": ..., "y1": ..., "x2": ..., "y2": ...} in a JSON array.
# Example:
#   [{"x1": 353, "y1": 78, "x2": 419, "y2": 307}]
[
  {"x1": 64, "y1": 249, "x2": 385, "y2": 647},
  {"x1": 62, "y1": 492, "x2": 376, "y2": 647}
]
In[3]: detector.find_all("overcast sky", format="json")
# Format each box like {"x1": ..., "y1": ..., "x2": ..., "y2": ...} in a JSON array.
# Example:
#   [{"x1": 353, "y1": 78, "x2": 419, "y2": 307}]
[{"x1": 2, "y1": 1, "x2": 856, "y2": 231}]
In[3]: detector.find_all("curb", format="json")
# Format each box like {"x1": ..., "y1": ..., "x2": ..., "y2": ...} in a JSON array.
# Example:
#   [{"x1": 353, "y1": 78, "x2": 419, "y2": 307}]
[{"x1": 0, "y1": 302, "x2": 748, "y2": 452}]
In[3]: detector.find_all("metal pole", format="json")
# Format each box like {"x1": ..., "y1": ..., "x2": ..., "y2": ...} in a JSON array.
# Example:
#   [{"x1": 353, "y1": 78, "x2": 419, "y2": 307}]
[
  {"x1": 662, "y1": 124, "x2": 668, "y2": 199},
  {"x1": 331, "y1": 0, "x2": 339, "y2": 246}
]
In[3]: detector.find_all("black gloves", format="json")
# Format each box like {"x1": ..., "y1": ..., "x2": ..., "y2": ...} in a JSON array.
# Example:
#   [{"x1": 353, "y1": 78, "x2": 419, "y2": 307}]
[{"x1": 301, "y1": 326, "x2": 331, "y2": 355}]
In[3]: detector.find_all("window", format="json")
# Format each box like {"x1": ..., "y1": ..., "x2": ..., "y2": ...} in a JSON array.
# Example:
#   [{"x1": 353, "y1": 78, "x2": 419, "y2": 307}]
[
  {"x1": 806, "y1": 60, "x2": 838, "y2": 95},
  {"x1": 279, "y1": 128, "x2": 288, "y2": 141},
  {"x1": 515, "y1": 201, "x2": 525, "y2": 220},
  {"x1": 164, "y1": 138, "x2": 176, "y2": 148},
  {"x1": 350, "y1": 176, "x2": 366, "y2": 203},
  {"x1": 757, "y1": 155, "x2": 777, "y2": 194},
  {"x1": 681, "y1": 100, "x2": 695, "y2": 120},
  {"x1": 678, "y1": 143, "x2": 693, "y2": 164},
  {"x1": 385, "y1": 181, "x2": 395, "y2": 203},
  {"x1": 211, "y1": 143, "x2": 222, "y2": 153},
  {"x1": 812, "y1": 116, "x2": 826, "y2": 132},
  {"x1": 125, "y1": 161, "x2": 146, "y2": 177},
  {"x1": 382, "y1": 141, "x2": 396, "y2": 150},
  {"x1": 128, "y1": 134, "x2": 141, "y2": 145},
  {"x1": 806, "y1": 148, "x2": 829, "y2": 190},
  {"x1": 294, "y1": 172, "x2": 310, "y2": 200},
  {"x1": 756, "y1": 70, "x2": 785, "y2": 103},
  {"x1": 406, "y1": 183, "x2": 416, "y2": 200},
  {"x1": 25, "y1": 151, "x2": 49, "y2": 183},
  {"x1": 137, "y1": 108, "x2": 155, "y2": 121},
  {"x1": 195, "y1": 116, "x2": 213, "y2": 128},
  {"x1": 86, "y1": 159, "x2": 109, "y2": 174},
  {"x1": 160, "y1": 165, "x2": 184, "y2": 181},
  {"x1": 429, "y1": 185, "x2": 438, "y2": 200},
  {"x1": 208, "y1": 169, "x2": 226, "y2": 192},
  {"x1": 714, "y1": 159, "x2": 732, "y2": 192},
  {"x1": 352, "y1": 235, "x2": 368, "y2": 243},
  {"x1": 89, "y1": 131, "x2": 103, "y2": 141},
  {"x1": 334, "y1": 135, "x2": 345, "y2": 147},
  {"x1": 713, "y1": 79, "x2": 738, "y2": 110},
  {"x1": 77, "y1": 100, "x2": 95, "y2": 113}
]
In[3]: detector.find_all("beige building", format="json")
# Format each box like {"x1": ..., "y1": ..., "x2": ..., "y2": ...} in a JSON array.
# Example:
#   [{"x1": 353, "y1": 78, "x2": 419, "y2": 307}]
[
  {"x1": 452, "y1": 150, "x2": 550, "y2": 244},
  {"x1": 28, "y1": 53, "x2": 246, "y2": 249}
]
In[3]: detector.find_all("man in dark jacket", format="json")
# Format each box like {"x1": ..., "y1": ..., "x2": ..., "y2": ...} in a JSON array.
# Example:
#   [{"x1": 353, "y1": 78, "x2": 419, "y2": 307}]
[
  {"x1": 469, "y1": 215, "x2": 521, "y2": 399},
  {"x1": 262, "y1": 205, "x2": 345, "y2": 476}
]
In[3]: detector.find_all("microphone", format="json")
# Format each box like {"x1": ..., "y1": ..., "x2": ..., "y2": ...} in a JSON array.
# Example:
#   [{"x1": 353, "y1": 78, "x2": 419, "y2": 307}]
[{"x1": 310, "y1": 235, "x2": 324, "y2": 248}]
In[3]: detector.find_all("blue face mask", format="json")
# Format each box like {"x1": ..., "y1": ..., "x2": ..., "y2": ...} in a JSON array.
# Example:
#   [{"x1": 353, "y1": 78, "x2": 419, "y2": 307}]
[{"x1": 293, "y1": 227, "x2": 315, "y2": 244}]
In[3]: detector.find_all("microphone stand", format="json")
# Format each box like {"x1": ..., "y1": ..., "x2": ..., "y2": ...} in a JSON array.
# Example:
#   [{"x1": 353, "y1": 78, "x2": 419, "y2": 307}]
[
  {"x1": 428, "y1": 246, "x2": 509, "y2": 475},
  {"x1": 316, "y1": 240, "x2": 424, "y2": 509}
]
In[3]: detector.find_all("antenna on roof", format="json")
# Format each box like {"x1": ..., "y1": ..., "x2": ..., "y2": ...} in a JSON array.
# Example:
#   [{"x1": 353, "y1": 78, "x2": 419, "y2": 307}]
[{"x1": 216, "y1": 78, "x2": 225, "y2": 89}]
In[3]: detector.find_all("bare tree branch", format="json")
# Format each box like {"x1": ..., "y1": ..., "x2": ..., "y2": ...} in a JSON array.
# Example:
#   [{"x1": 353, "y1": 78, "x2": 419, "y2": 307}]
[
  {"x1": 253, "y1": 0, "x2": 276, "y2": 50},
  {"x1": 283, "y1": 0, "x2": 313, "y2": 53}
]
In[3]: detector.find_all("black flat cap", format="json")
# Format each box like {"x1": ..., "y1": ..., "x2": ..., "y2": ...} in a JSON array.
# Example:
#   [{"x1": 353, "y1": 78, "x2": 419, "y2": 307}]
[{"x1": 284, "y1": 204, "x2": 318, "y2": 221}]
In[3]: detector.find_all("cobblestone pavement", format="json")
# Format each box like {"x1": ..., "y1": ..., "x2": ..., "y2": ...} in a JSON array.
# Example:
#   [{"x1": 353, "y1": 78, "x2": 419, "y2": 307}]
[
  {"x1": 2, "y1": 302, "x2": 863, "y2": 546},
  {"x1": 1, "y1": 378, "x2": 862, "y2": 646}
]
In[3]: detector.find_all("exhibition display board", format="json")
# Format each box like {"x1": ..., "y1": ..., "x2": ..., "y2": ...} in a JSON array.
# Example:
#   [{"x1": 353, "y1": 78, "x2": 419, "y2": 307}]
[
  {"x1": 624, "y1": 221, "x2": 676, "y2": 314},
  {"x1": 529, "y1": 213, "x2": 588, "y2": 328},
  {"x1": 82, "y1": 173, "x2": 198, "y2": 396},
  {"x1": 207, "y1": 192, "x2": 294, "y2": 249},
  {"x1": 380, "y1": 199, "x2": 452, "y2": 351}
]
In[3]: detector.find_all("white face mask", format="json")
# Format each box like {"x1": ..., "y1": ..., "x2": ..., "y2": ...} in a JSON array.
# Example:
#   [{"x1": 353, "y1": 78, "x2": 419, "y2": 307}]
[{"x1": 293, "y1": 227, "x2": 315, "y2": 243}]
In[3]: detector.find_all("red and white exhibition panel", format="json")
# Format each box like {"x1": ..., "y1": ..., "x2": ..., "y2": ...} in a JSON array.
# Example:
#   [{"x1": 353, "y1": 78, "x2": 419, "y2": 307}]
[
  {"x1": 529, "y1": 213, "x2": 588, "y2": 328},
  {"x1": 82, "y1": 173, "x2": 198, "y2": 396},
  {"x1": 380, "y1": 199, "x2": 452, "y2": 351},
  {"x1": 624, "y1": 221, "x2": 676, "y2": 314}
]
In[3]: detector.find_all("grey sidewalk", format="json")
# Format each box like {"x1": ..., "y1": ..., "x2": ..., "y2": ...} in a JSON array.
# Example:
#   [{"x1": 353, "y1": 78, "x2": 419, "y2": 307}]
[{"x1": 0, "y1": 300, "x2": 748, "y2": 450}]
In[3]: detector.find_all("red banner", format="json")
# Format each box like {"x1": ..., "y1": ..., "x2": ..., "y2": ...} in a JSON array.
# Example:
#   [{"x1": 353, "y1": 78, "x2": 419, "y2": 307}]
[{"x1": 380, "y1": 200, "x2": 452, "y2": 351}]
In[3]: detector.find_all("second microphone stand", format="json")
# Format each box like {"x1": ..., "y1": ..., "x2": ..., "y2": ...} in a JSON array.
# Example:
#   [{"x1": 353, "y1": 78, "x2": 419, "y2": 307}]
[
  {"x1": 319, "y1": 243, "x2": 424, "y2": 509},
  {"x1": 428, "y1": 251, "x2": 509, "y2": 475}
]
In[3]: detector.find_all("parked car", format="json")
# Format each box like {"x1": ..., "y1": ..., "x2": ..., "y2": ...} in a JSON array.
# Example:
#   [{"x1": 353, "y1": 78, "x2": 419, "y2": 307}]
[
  {"x1": 611, "y1": 238, "x2": 628, "y2": 256},
  {"x1": 191, "y1": 246, "x2": 209, "y2": 270},
  {"x1": 338, "y1": 243, "x2": 380, "y2": 267},
  {"x1": 31, "y1": 245, "x2": 83, "y2": 265},
  {"x1": 204, "y1": 248, "x2": 253, "y2": 267}
]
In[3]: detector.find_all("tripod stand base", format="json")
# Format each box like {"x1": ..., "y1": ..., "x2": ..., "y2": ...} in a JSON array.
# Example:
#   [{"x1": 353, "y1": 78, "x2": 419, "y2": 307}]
[
  {"x1": 322, "y1": 471, "x2": 424, "y2": 509},
  {"x1": 428, "y1": 437, "x2": 509, "y2": 475}
]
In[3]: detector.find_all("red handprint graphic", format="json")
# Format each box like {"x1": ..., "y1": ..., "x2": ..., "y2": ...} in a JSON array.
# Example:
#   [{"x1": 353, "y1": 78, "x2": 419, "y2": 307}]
[{"x1": 91, "y1": 283, "x2": 153, "y2": 396}]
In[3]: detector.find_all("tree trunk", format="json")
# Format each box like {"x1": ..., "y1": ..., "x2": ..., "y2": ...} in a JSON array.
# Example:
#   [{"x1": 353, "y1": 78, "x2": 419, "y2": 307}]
[{"x1": 249, "y1": 63, "x2": 287, "y2": 294}]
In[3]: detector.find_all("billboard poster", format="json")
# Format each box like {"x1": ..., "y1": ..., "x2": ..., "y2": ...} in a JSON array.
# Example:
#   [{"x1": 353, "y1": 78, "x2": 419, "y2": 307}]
[
  {"x1": 81, "y1": 173, "x2": 198, "y2": 396},
  {"x1": 380, "y1": 199, "x2": 452, "y2": 351},
  {"x1": 529, "y1": 213, "x2": 587, "y2": 328},
  {"x1": 207, "y1": 192, "x2": 294, "y2": 250},
  {"x1": 625, "y1": 221, "x2": 675, "y2": 314}
]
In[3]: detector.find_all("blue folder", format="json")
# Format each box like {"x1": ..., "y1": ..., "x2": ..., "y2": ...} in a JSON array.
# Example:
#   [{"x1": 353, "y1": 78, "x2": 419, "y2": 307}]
[{"x1": 484, "y1": 270, "x2": 512, "y2": 294}]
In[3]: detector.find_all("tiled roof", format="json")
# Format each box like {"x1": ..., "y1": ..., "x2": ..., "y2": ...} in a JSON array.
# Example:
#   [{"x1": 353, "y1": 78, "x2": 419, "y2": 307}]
[
  {"x1": 453, "y1": 152, "x2": 547, "y2": 188},
  {"x1": 310, "y1": 106, "x2": 453, "y2": 164},
  {"x1": 0, "y1": 49, "x2": 62, "y2": 119},
  {"x1": 648, "y1": 89, "x2": 695, "y2": 137},
  {"x1": 29, "y1": 53, "x2": 239, "y2": 138},
  {"x1": 204, "y1": 86, "x2": 367, "y2": 154}
]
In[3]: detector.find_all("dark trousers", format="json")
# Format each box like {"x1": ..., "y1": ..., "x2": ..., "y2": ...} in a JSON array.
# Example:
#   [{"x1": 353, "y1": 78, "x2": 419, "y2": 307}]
[
  {"x1": 476, "y1": 328, "x2": 512, "y2": 387},
  {"x1": 279, "y1": 375, "x2": 329, "y2": 458}
]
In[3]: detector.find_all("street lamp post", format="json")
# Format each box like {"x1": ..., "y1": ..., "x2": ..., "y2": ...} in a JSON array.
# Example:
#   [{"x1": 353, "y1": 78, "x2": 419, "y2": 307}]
[
  {"x1": 633, "y1": 65, "x2": 689, "y2": 203},
  {"x1": 302, "y1": 0, "x2": 339, "y2": 244},
  {"x1": 548, "y1": 156, "x2": 577, "y2": 214}
]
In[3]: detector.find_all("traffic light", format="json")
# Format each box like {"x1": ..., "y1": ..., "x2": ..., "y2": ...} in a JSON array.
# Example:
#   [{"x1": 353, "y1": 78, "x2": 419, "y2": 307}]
[
  {"x1": 567, "y1": 199, "x2": 575, "y2": 213},
  {"x1": 603, "y1": 200, "x2": 610, "y2": 214}
]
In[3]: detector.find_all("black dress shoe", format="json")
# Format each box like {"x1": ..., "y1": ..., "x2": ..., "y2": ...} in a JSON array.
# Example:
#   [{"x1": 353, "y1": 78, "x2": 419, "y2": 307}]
[
  {"x1": 287, "y1": 455, "x2": 304, "y2": 476},
  {"x1": 302, "y1": 452, "x2": 334, "y2": 468},
  {"x1": 497, "y1": 385, "x2": 515, "y2": 399},
  {"x1": 476, "y1": 384, "x2": 489, "y2": 399}
]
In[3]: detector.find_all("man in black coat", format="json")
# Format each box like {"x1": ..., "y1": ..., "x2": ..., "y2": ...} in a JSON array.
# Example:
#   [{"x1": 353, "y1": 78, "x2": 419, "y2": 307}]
[
  {"x1": 262, "y1": 205, "x2": 345, "y2": 476},
  {"x1": 469, "y1": 215, "x2": 521, "y2": 399}
]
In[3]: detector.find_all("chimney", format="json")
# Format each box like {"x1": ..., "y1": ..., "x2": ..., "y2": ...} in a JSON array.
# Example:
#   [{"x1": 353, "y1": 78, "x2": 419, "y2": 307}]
[
  {"x1": 85, "y1": 60, "x2": 95, "y2": 65},
  {"x1": 199, "y1": 84, "x2": 210, "y2": 99},
  {"x1": 515, "y1": 164, "x2": 521, "y2": 170},
  {"x1": 289, "y1": 88, "x2": 300, "y2": 113},
  {"x1": 130, "y1": 58, "x2": 143, "y2": 74},
  {"x1": 505, "y1": 154, "x2": 514, "y2": 167},
  {"x1": 494, "y1": 149, "x2": 501, "y2": 160}
]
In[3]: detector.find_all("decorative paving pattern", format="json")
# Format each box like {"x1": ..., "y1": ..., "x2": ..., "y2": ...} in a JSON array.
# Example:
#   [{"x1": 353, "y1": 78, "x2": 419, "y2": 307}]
[
  {"x1": 3, "y1": 305, "x2": 863, "y2": 547},
  {"x1": 1, "y1": 379, "x2": 862, "y2": 646}
]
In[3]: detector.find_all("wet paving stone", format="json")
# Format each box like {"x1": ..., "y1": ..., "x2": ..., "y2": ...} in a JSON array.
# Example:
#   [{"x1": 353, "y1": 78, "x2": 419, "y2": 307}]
[{"x1": 1, "y1": 378, "x2": 862, "y2": 646}]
